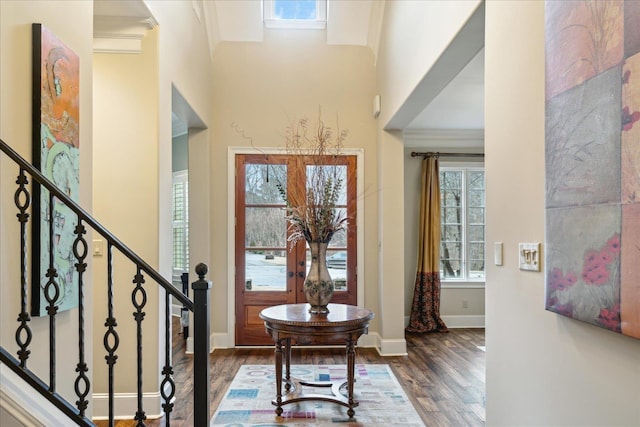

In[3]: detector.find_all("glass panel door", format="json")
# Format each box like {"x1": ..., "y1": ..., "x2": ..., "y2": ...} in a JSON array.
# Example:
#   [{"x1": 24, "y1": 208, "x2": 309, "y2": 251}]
[
  {"x1": 244, "y1": 162, "x2": 288, "y2": 291},
  {"x1": 235, "y1": 154, "x2": 357, "y2": 345}
]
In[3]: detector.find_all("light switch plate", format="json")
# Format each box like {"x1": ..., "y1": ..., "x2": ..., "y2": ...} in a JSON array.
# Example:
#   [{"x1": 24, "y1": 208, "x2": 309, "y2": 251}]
[
  {"x1": 93, "y1": 239, "x2": 104, "y2": 257},
  {"x1": 494, "y1": 242, "x2": 503, "y2": 266},
  {"x1": 519, "y1": 243, "x2": 541, "y2": 271}
]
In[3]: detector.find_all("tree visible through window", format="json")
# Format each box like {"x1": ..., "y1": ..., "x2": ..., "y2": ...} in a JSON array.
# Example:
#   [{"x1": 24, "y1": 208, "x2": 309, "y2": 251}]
[{"x1": 440, "y1": 167, "x2": 485, "y2": 281}]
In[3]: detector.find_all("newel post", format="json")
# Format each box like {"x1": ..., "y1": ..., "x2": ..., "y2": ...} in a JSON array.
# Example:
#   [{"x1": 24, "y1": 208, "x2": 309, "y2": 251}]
[{"x1": 192, "y1": 263, "x2": 211, "y2": 426}]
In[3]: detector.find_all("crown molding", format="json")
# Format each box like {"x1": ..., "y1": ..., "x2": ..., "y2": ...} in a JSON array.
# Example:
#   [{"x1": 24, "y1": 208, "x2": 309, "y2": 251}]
[
  {"x1": 93, "y1": 15, "x2": 158, "y2": 54},
  {"x1": 402, "y1": 129, "x2": 484, "y2": 149}
]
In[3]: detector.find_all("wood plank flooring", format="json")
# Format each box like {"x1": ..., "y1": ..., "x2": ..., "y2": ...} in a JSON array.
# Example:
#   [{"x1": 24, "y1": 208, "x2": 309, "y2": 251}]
[{"x1": 95, "y1": 319, "x2": 485, "y2": 427}]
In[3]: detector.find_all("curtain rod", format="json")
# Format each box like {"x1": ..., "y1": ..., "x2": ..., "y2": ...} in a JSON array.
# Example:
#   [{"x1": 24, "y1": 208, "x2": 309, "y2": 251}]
[{"x1": 410, "y1": 151, "x2": 485, "y2": 158}]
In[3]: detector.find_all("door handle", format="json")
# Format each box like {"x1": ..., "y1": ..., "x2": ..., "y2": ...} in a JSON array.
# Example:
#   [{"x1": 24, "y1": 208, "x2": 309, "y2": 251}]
[
  {"x1": 297, "y1": 271, "x2": 305, "y2": 278},
  {"x1": 288, "y1": 271, "x2": 294, "y2": 278}
]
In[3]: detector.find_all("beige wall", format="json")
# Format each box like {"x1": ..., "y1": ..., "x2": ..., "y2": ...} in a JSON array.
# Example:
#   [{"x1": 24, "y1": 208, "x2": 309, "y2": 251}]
[
  {"x1": 376, "y1": 0, "x2": 482, "y2": 126},
  {"x1": 145, "y1": 0, "x2": 214, "y2": 294},
  {"x1": 375, "y1": 129, "x2": 405, "y2": 350},
  {"x1": 1, "y1": 0, "x2": 214, "y2": 420},
  {"x1": 209, "y1": 29, "x2": 378, "y2": 340},
  {"x1": 375, "y1": 0, "x2": 483, "y2": 353},
  {"x1": 92, "y1": 27, "x2": 159, "y2": 399},
  {"x1": 0, "y1": 0, "x2": 94, "y2": 415},
  {"x1": 91, "y1": 0, "x2": 214, "y2": 417},
  {"x1": 485, "y1": 1, "x2": 640, "y2": 425}
]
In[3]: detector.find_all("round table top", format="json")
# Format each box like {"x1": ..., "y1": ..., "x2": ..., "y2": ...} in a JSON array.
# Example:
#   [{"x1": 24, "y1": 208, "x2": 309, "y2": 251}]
[{"x1": 259, "y1": 303, "x2": 374, "y2": 327}]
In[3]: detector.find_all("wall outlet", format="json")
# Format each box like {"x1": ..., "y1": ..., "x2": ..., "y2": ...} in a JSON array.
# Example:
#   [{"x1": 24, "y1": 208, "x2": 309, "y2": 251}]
[{"x1": 462, "y1": 299, "x2": 469, "y2": 309}]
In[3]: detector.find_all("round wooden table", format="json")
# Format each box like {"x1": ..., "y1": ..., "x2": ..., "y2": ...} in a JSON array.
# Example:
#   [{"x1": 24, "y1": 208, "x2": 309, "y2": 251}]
[{"x1": 259, "y1": 303, "x2": 374, "y2": 418}]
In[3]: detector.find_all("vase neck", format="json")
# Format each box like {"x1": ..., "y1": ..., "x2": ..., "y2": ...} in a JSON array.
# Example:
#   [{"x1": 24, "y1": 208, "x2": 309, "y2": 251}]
[
  {"x1": 309, "y1": 240, "x2": 329, "y2": 249},
  {"x1": 308, "y1": 241, "x2": 329, "y2": 259}
]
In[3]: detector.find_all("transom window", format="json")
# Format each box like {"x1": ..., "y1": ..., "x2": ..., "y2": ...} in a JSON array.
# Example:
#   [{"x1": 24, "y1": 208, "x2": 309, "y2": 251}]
[
  {"x1": 264, "y1": 0, "x2": 327, "y2": 29},
  {"x1": 440, "y1": 166, "x2": 485, "y2": 281}
]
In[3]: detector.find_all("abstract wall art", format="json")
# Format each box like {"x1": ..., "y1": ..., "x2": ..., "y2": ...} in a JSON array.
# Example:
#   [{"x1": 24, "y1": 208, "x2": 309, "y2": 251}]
[
  {"x1": 545, "y1": 0, "x2": 640, "y2": 339},
  {"x1": 31, "y1": 23, "x2": 80, "y2": 316}
]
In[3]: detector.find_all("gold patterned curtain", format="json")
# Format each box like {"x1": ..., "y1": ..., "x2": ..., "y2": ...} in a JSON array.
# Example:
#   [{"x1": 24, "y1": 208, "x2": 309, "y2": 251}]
[{"x1": 406, "y1": 156, "x2": 448, "y2": 333}]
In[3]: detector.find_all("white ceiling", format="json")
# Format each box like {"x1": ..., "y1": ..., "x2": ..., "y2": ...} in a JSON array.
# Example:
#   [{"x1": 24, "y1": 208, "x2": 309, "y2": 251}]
[
  {"x1": 406, "y1": 48, "x2": 484, "y2": 131},
  {"x1": 95, "y1": 0, "x2": 484, "y2": 133}
]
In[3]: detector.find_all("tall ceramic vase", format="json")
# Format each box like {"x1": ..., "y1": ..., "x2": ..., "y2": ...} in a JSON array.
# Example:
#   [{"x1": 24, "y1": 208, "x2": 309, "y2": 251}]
[{"x1": 304, "y1": 241, "x2": 334, "y2": 314}]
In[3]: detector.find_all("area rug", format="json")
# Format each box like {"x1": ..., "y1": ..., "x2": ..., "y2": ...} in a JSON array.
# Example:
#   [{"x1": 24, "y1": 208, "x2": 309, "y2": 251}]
[{"x1": 210, "y1": 364, "x2": 424, "y2": 426}]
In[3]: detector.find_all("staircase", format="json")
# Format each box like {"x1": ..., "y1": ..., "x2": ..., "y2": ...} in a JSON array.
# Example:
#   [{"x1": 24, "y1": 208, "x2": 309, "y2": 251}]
[{"x1": 0, "y1": 138, "x2": 211, "y2": 426}]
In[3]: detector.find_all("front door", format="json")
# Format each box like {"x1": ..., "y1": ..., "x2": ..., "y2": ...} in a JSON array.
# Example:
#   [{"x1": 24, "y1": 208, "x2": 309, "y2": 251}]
[{"x1": 235, "y1": 154, "x2": 357, "y2": 345}]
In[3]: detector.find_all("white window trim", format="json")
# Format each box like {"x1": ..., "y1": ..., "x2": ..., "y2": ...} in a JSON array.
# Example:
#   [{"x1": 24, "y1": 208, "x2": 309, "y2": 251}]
[
  {"x1": 441, "y1": 281, "x2": 485, "y2": 290},
  {"x1": 263, "y1": 0, "x2": 327, "y2": 29},
  {"x1": 440, "y1": 163, "x2": 485, "y2": 288}
]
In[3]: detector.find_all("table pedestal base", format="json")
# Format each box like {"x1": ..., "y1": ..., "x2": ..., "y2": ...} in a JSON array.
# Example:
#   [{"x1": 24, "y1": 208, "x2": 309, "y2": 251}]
[
  {"x1": 273, "y1": 377, "x2": 358, "y2": 418},
  {"x1": 273, "y1": 337, "x2": 358, "y2": 418}
]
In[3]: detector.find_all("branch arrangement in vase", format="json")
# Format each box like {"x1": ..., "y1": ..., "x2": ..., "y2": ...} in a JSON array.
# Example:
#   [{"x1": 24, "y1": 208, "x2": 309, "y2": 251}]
[{"x1": 276, "y1": 109, "x2": 349, "y2": 247}]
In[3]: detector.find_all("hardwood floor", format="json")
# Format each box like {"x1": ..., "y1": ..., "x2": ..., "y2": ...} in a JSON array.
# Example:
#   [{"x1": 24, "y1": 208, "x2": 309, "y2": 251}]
[{"x1": 95, "y1": 319, "x2": 485, "y2": 427}]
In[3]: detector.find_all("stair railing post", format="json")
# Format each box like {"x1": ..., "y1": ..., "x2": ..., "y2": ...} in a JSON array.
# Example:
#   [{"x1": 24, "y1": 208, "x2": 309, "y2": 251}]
[{"x1": 192, "y1": 263, "x2": 211, "y2": 426}]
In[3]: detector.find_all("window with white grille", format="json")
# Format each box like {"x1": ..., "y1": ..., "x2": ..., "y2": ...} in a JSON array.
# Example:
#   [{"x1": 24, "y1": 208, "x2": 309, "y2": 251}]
[
  {"x1": 440, "y1": 167, "x2": 485, "y2": 282},
  {"x1": 172, "y1": 171, "x2": 189, "y2": 285}
]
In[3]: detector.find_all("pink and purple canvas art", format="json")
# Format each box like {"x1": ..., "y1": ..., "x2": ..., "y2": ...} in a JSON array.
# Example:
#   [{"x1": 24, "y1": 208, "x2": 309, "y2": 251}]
[{"x1": 545, "y1": 0, "x2": 640, "y2": 339}]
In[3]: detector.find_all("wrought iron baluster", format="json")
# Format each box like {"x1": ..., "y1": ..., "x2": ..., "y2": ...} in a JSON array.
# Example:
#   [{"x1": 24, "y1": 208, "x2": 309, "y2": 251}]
[
  {"x1": 160, "y1": 289, "x2": 175, "y2": 425},
  {"x1": 14, "y1": 168, "x2": 32, "y2": 368},
  {"x1": 45, "y1": 191, "x2": 60, "y2": 392},
  {"x1": 72, "y1": 220, "x2": 90, "y2": 417},
  {"x1": 3, "y1": 140, "x2": 203, "y2": 426},
  {"x1": 132, "y1": 267, "x2": 147, "y2": 427},
  {"x1": 103, "y1": 242, "x2": 119, "y2": 427}
]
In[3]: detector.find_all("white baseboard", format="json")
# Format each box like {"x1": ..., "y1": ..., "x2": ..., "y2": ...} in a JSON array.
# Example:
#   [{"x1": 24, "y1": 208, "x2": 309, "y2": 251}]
[
  {"x1": 1, "y1": 388, "x2": 43, "y2": 427},
  {"x1": 441, "y1": 315, "x2": 485, "y2": 328},
  {"x1": 212, "y1": 332, "x2": 231, "y2": 350},
  {"x1": 0, "y1": 364, "x2": 68, "y2": 426},
  {"x1": 356, "y1": 332, "x2": 377, "y2": 349},
  {"x1": 184, "y1": 332, "x2": 218, "y2": 354},
  {"x1": 171, "y1": 304, "x2": 182, "y2": 317},
  {"x1": 1, "y1": 362, "x2": 171, "y2": 423},
  {"x1": 204, "y1": 331, "x2": 396, "y2": 355},
  {"x1": 404, "y1": 314, "x2": 485, "y2": 329},
  {"x1": 92, "y1": 391, "x2": 163, "y2": 420},
  {"x1": 375, "y1": 335, "x2": 408, "y2": 356},
  {"x1": 193, "y1": 318, "x2": 481, "y2": 356}
]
